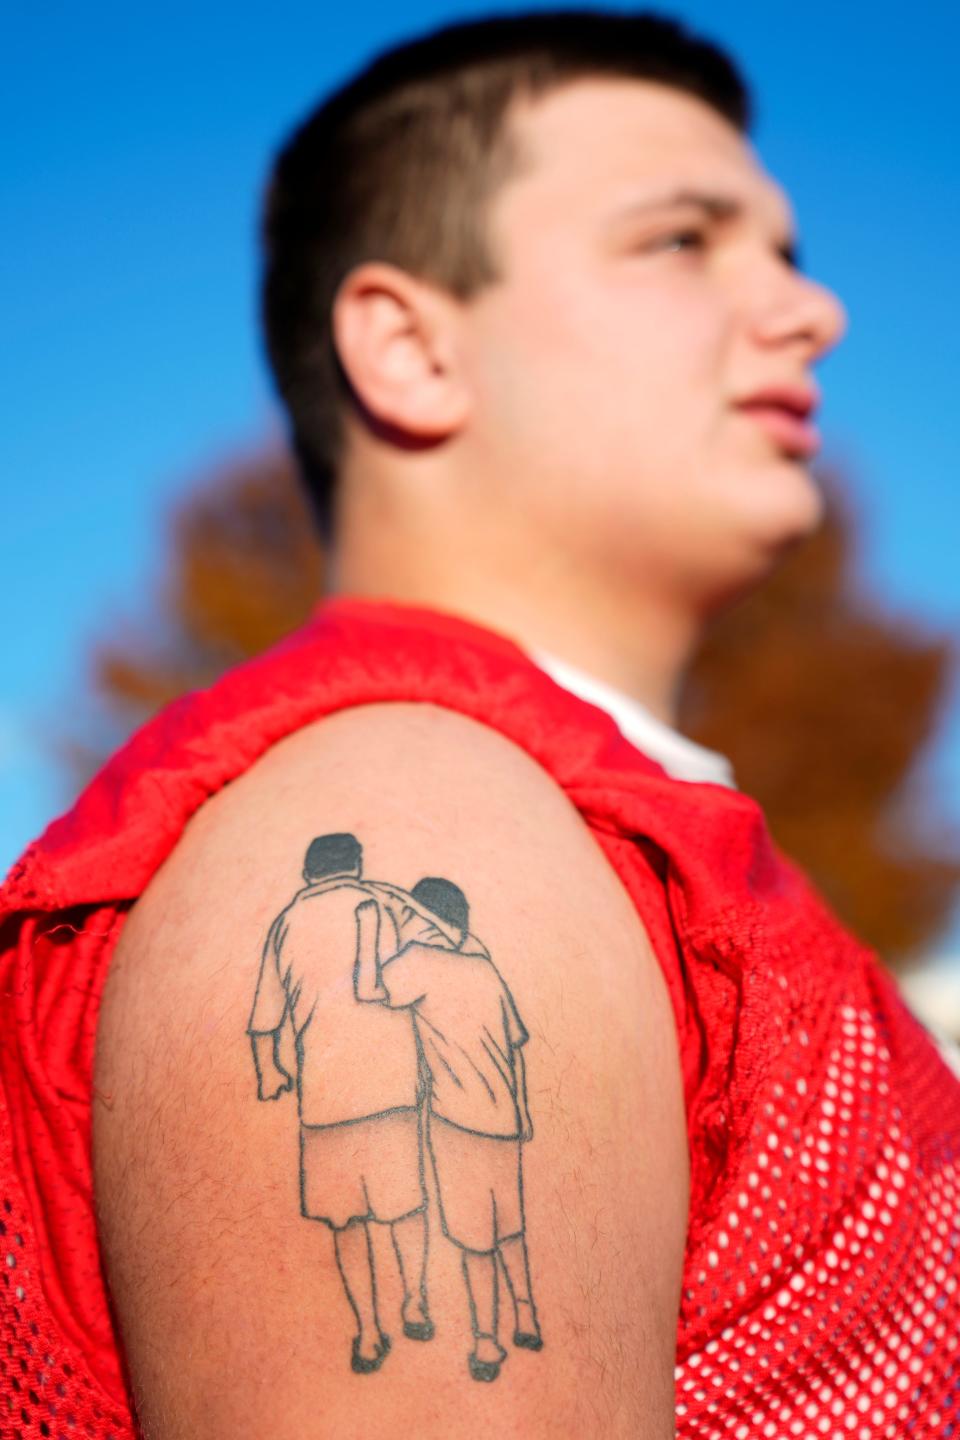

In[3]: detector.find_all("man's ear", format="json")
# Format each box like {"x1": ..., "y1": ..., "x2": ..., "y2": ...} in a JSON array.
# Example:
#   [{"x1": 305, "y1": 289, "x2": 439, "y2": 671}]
[{"x1": 332, "y1": 261, "x2": 471, "y2": 443}]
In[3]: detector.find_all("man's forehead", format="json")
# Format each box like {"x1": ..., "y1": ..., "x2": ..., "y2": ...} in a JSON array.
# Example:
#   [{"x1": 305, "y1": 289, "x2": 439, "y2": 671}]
[{"x1": 505, "y1": 76, "x2": 796, "y2": 241}]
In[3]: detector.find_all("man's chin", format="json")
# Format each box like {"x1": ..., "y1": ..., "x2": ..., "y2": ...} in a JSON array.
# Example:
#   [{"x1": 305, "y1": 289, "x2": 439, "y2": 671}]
[
  {"x1": 696, "y1": 473, "x2": 826, "y2": 614},
  {"x1": 735, "y1": 455, "x2": 826, "y2": 551}
]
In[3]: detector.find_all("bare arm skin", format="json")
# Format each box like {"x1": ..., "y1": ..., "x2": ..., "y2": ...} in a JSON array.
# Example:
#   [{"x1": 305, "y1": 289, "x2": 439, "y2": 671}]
[{"x1": 93, "y1": 702, "x2": 689, "y2": 1439}]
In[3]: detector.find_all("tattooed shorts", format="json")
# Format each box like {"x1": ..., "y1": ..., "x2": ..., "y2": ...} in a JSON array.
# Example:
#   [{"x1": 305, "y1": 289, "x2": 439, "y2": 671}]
[
  {"x1": 299, "y1": 1108, "x2": 425, "y2": 1229},
  {"x1": 429, "y1": 1113, "x2": 524, "y2": 1253}
]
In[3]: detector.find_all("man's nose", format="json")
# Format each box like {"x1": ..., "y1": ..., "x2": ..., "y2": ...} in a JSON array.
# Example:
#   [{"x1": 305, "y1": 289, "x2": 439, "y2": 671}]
[
  {"x1": 752, "y1": 269, "x2": 849, "y2": 362},
  {"x1": 802, "y1": 275, "x2": 848, "y2": 359}
]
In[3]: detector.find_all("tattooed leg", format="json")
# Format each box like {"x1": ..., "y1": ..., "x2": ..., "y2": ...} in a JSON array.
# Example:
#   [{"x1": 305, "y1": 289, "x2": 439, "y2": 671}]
[
  {"x1": 334, "y1": 1220, "x2": 390, "y2": 1373},
  {"x1": 462, "y1": 1250, "x2": 507, "y2": 1381},
  {"x1": 391, "y1": 1210, "x2": 434, "y2": 1340},
  {"x1": 499, "y1": 1234, "x2": 543, "y2": 1350}
]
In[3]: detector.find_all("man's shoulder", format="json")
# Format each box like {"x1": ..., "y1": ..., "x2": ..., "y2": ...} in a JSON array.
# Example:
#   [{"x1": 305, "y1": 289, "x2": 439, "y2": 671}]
[
  {"x1": 267, "y1": 700, "x2": 562, "y2": 793},
  {"x1": 106, "y1": 698, "x2": 662, "y2": 1035},
  {"x1": 93, "y1": 696, "x2": 689, "y2": 1438},
  {"x1": 151, "y1": 701, "x2": 582, "y2": 895}
]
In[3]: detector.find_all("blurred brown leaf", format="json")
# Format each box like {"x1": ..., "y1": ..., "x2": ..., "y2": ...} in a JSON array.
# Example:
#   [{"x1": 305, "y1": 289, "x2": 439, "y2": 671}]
[
  {"x1": 679, "y1": 464, "x2": 959, "y2": 964},
  {"x1": 93, "y1": 444, "x2": 323, "y2": 715}
]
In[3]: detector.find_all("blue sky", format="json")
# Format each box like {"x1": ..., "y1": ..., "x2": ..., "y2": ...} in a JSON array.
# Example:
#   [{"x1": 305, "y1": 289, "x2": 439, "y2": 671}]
[{"x1": 2, "y1": 2, "x2": 958, "y2": 955}]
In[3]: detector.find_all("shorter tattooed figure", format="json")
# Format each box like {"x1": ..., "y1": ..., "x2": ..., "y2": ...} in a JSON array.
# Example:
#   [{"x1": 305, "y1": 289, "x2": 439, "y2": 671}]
[{"x1": 355, "y1": 875, "x2": 543, "y2": 1382}]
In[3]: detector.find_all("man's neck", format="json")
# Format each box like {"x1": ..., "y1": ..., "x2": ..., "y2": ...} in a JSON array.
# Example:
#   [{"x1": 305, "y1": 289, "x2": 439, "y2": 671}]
[
  {"x1": 330, "y1": 547, "x2": 698, "y2": 728},
  {"x1": 329, "y1": 460, "x2": 711, "y2": 725},
  {"x1": 473, "y1": 588, "x2": 697, "y2": 727}
]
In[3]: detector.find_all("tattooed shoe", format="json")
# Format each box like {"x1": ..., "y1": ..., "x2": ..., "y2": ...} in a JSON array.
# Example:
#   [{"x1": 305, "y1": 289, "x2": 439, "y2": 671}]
[
  {"x1": 512, "y1": 1300, "x2": 543, "y2": 1350},
  {"x1": 401, "y1": 1297, "x2": 435, "y2": 1341},
  {"x1": 468, "y1": 1335, "x2": 507, "y2": 1382},
  {"x1": 351, "y1": 1331, "x2": 391, "y2": 1374}
]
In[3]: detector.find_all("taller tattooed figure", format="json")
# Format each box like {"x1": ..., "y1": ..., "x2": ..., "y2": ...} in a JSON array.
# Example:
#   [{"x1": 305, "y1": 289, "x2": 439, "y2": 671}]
[
  {"x1": 248, "y1": 832, "x2": 451, "y2": 1375},
  {"x1": 355, "y1": 876, "x2": 543, "y2": 1383}
]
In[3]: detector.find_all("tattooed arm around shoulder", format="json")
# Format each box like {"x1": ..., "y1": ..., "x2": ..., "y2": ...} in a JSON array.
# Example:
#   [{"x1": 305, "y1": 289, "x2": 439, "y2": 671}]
[{"x1": 93, "y1": 703, "x2": 689, "y2": 1439}]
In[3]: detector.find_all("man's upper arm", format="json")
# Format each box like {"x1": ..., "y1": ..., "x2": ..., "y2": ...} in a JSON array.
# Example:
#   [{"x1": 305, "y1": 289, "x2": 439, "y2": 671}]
[{"x1": 93, "y1": 701, "x2": 689, "y2": 1439}]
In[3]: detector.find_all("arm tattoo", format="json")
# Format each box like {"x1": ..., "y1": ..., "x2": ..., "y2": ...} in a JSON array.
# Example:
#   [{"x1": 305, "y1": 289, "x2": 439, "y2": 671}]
[{"x1": 247, "y1": 831, "x2": 544, "y2": 1382}]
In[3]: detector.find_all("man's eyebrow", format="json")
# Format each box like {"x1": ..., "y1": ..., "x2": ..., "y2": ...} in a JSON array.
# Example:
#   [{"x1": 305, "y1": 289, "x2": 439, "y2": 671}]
[{"x1": 610, "y1": 186, "x2": 802, "y2": 270}]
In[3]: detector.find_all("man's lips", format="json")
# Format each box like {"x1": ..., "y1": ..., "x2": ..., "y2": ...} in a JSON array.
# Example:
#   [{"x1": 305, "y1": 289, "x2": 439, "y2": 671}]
[{"x1": 735, "y1": 401, "x2": 821, "y2": 458}]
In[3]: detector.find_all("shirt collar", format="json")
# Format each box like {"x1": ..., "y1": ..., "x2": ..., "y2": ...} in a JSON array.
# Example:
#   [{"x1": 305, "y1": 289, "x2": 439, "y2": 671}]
[{"x1": 528, "y1": 647, "x2": 737, "y2": 789}]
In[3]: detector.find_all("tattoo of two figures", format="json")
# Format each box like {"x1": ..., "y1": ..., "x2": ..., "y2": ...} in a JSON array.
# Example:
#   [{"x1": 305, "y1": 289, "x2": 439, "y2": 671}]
[{"x1": 247, "y1": 832, "x2": 543, "y2": 1383}]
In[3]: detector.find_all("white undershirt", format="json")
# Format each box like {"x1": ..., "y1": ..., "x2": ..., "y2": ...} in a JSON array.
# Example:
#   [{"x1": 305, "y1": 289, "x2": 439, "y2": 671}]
[{"x1": 529, "y1": 647, "x2": 737, "y2": 789}]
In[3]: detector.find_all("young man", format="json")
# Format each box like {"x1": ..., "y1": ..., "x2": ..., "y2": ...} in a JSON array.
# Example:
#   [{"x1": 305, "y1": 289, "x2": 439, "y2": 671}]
[
  {"x1": 354, "y1": 876, "x2": 541, "y2": 1382},
  {"x1": 4, "y1": 9, "x2": 958, "y2": 1440}
]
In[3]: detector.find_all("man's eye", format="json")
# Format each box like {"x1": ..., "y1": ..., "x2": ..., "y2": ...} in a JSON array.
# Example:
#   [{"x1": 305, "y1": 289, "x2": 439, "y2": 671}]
[{"x1": 650, "y1": 228, "x2": 706, "y2": 254}]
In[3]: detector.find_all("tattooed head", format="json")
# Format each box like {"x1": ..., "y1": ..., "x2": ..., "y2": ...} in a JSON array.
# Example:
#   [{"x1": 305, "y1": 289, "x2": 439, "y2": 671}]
[
  {"x1": 410, "y1": 877, "x2": 469, "y2": 945},
  {"x1": 303, "y1": 832, "x2": 362, "y2": 881}
]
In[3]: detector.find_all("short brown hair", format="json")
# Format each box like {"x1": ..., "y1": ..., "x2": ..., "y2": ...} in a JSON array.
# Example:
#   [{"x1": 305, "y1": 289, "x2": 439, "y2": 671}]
[{"x1": 259, "y1": 9, "x2": 751, "y2": 539}]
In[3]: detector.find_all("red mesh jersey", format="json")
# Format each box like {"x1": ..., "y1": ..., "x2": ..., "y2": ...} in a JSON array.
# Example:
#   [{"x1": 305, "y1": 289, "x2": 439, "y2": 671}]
[{"x1": 2, "y1": 595, "x2": 959, "y2": 1438}]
